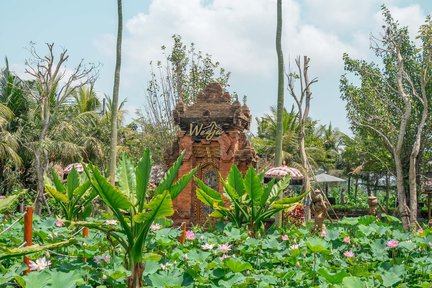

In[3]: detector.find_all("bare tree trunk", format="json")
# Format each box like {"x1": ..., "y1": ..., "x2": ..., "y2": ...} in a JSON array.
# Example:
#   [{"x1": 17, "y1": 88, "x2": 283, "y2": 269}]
[
  {"x1": 395, "y1": 154, "x2": 410, "y2": 230},
  {"x1": 354, "y1": 176, "x2": 359, "y2": 202},
  {"x1": 347, "y1": 174, "x2": 351, "y2": 196},
  {"x1": 274, "y1": 0, "x2": 284, "y2": 227},
  {"x1": 34, "y1": 98, "x2": 50, "y2": 214},
  {"x1": 274, "y1": 0, "x2": 284, "y2": 167},
  {"x1": 109, "y1": 0, "x2": 123, "y2": 184},
  {"x1": 385, "y1": 172, "x2": 390, "y2": 212}
]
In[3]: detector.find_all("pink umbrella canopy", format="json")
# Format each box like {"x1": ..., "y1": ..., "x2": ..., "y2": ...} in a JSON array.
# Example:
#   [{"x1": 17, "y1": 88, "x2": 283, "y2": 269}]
[
  {"x1": 264, "y1": 165, "x2": 304, "y2": 180},
  {"x1": 63, "y1": 163, "x2": 87, "y2": 174}
]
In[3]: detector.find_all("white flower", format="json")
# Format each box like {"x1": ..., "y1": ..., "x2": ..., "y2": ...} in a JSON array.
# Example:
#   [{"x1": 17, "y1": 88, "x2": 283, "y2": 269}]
[
  {"x1": 290, "y1": 244, "x2": 299, "y2": 250},
  {"x1": 28, "y1": 257, "x2": 51, "y2": 271},
  {"x1": 201, "y1": 243, "x2": 214, "y2": 250},
  {"x1": 105, "y1": 219, "x2": 118, "y2": 225},
  {"x1": 150, "y1": 224, "x2": 161, "y2": 230},
  {"x1": 183, "y1": 254, "x2": 188, "y2": 260}
]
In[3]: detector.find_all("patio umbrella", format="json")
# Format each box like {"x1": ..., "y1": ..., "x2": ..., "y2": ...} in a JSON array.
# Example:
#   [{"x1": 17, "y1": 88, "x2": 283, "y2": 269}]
[
  {"x1": 264, "y1": 165, "x2": 304, "y2": 185},
  {"x1": 63, "y1": 163, "x2": 87, "y2": 174},
  {"x1": 313, "y1": 173, "x2": 345, "y2": 197}
]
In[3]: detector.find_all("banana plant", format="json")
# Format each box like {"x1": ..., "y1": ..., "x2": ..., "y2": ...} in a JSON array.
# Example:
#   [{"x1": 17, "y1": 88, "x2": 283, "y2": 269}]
[
  {"x1": 195, "y1": 165, "x2": 308, "y2": 237},
  {"x1": 45, "y1": 168, "x2": 96, "y2": 222},
  {"x1": 81, "y1": 149, "x2": 196, "y2": 288}
]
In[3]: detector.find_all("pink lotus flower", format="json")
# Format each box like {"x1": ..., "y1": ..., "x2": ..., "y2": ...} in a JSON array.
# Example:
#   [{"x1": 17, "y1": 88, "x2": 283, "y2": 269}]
[
  {"x1": 343, "y1": 251, "x2": 355, "y2": 258},
  {"x1": 320, "y1": 229, "x2": 327, "y2": 237},
  {"x1": 281, "y1": 235, "x2": 289, "y2": 241},
  {"x1": 29, "y1": 257, "x2": 51, "y2": 271},
  {"x1": 186, "y1": 230, "x2": 195, "y2": 240},
  {"x1": 343, "y1": 237, "x2": 351, "y2": 244},
  {"x1": 417, "y1": 227, "x2": 423, "y2": 234},
  {"x1": 150, "y1": 224, "x2": 161, "y2": 231},
  {"x1": 160, "y1": 263, "x2": 168, "y2": 270},
  {"x1": 54, "y1": 216, "x2": 64, "y2": 227},
  {"x1": 201, "y1": 243, "x2": 214, "y2": 250},
  {"x1": 217, "y1": 244, "x2": 232, "y2": 254},
  {"x1": 386, "y1": 239, "x2": 399, "y2": 249}
]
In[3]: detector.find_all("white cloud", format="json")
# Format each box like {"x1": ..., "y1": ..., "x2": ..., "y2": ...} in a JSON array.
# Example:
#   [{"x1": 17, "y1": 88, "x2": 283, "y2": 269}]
[{"x1": 90, "y1": 0, "x2": 430, "y2": 134}]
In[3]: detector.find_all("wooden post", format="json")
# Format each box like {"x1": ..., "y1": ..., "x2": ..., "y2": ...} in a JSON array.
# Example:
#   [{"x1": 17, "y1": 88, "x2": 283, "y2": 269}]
[
  {"x1": 23, "y1": 207, "x2": 33, "y2": 272},
  {"x1": 179, "y1": 222, "x2": 186, "y2": 244},
  {"x1": 83, "y1": 227, "x2": 89, "y2": 262}
]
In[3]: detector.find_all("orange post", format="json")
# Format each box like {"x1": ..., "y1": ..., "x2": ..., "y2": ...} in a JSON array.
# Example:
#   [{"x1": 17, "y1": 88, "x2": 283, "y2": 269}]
[
  {"x1": 23, "y1": 207, "x2": 33, "y2": 272},
  {"x1": 83, "y1": 227, "x2": 89, "y2": 262},
  {"x1": 179, "y1": 222, "x2": 186, "y2": 244}
]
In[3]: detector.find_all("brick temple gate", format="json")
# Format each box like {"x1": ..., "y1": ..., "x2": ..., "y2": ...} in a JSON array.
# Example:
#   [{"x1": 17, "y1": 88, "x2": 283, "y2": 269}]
[{"x1": 165, "y1": 83, "x2": 257, "y2": 225}]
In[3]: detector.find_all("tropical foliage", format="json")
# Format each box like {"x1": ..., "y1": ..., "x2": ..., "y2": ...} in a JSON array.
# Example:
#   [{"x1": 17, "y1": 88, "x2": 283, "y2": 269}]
[
  {"x1": 76, "y1": 149, "x2": 196, "y2": 287},
  {"x1": 0, "y1": 214, "x2": 431, "y2": 287},
  {"x1": 195, "y1": 165, "x2": 307, "y2": 236}
]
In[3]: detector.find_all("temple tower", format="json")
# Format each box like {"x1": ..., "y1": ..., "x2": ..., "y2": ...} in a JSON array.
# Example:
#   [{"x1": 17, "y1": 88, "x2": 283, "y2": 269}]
[{"x1": 165, "y1": 83, "x2": 257, "y2": 225}]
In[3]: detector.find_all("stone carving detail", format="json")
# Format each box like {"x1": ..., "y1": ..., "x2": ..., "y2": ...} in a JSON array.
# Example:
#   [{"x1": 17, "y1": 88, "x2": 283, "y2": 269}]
[
  {"x1": 312, "y1": 189, "x2": 328, "y2": 233},
  {"x1": 218, "y1": 133, "x2": 234, "y2": 161},
  {"x1": 367, "y1": 196, "x2": 379, "y2": 216}
]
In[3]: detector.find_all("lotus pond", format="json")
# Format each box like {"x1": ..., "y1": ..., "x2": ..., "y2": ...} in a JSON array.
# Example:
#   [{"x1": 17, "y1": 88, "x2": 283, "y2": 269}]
[{"x1": 1, "y1": 214, "x2": 431, "y2": 287}]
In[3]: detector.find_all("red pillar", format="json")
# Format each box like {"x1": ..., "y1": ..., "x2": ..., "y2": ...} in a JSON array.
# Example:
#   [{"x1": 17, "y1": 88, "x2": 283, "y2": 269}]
[{"x1": 23, "y1": 206, "x2": 33, "y2": 272}]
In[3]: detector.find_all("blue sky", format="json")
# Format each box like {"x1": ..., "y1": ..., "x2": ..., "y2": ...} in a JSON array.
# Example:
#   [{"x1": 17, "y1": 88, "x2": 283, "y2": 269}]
[{"x1": 1, "y1": 0, "x2": 432, "y2": 134}]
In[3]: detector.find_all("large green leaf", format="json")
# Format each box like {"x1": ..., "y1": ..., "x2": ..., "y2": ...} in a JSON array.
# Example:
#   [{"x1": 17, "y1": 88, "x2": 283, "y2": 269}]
[
  {"x1": 194, "y1": 177, "x2": 222, "y2": 201},
  {"x1": 0, "y1": 239, "x2": 77, "y2": 260},
  {"x1": 0, "y1": 190, "x2": 24, "y2": 213},
  {"x1": 90, "y1": 164, "x2": 132, "y2": 211},
  {"x1": 86, "y1": 164, "x2": 133, "y2": 243},
  {"x1": 51, "y1": 169, "x2": 66, "y2": 193},
  {"x1": 170, "y1": 167, "x2": 197, "y2": 199},
  {"x1": 227, "y1": 165, "x2": 245, "y2": 197},
  {"x1": 154, "y1": 151, "x2": 184, "y2": 196},
  {"x1": 132, "y1": 191, "x2": 173, "y2": 263},
  {"x1": 72, "y1": 180, "x2": 91, "y2": 198},
  {"x1": 196, "y1": 188, "x2": 221, "y2": 207},
  {"x1": 222, "y1": 180, "x2": 240, "y2": 200},
  {"x1": 260, "y1": 178, "x2": 275, "y2": 206},
  {"x1": 134, "y1": 191, "x2": 174, "y2": 223},
  {"x1": 136, "y1": 148, "x2": 152, "y2": 210},
  {"x1": 45, "y1": 186, "x2": 68, "y2": 203},
  {"x1": 244, "y1": 166, "x2": 264, "y2": 202},
  {"x1": 49, "y1": 271, "x2": 83, "y2": 288},
  {"x1": 273, "y1": 190, "x2": 308, "y2": 206},
  {"x1": 117, "y1": 153, "x2": 136, "y2": 204},
  {"x1": 224, "y1": 258, "x2": 253, "y2": 272},
  {"x1": 318, "y1": 268, "x2": 349, "y2": 284},
  {"x1": 268, "y1": 175, "x2": 290, "y2": 202},
  {"x1": 66, "y1": 168, "x2": 80, "y2": 200}
]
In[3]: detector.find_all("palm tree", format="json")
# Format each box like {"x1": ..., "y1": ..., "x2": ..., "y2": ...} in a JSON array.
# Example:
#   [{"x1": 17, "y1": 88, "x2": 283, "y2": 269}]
[
  {"x1": 252, "y1": 106, "x2": 326, "y2": 170},
  {"x1": 109, "y1": 0, "x2": 123, "y2": 184}
]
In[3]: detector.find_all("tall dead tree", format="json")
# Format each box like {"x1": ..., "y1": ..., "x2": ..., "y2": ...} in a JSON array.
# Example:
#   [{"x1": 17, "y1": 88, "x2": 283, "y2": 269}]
[
  {"x1": 25, "y1": 43, "x2": 97, "y2": 214},
  {"x1": 287, "y1": 56, "x2": 318, "y2": 221}
]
